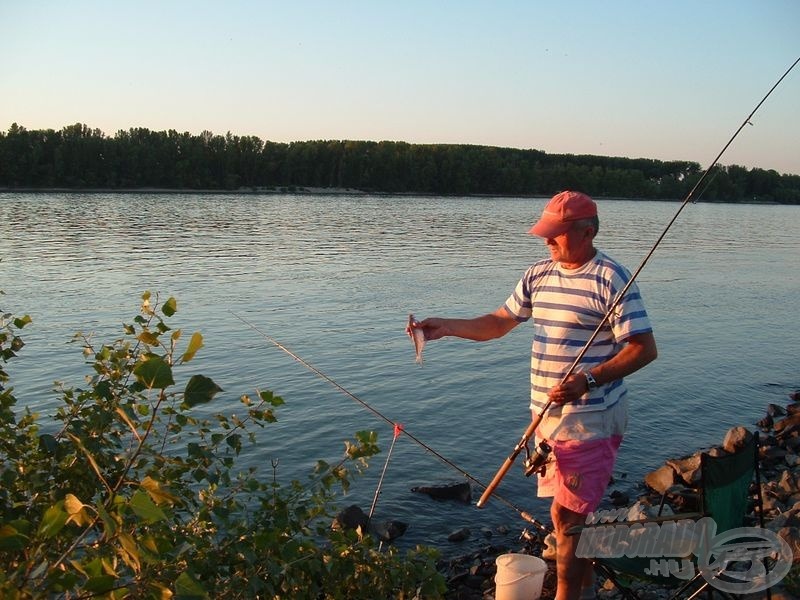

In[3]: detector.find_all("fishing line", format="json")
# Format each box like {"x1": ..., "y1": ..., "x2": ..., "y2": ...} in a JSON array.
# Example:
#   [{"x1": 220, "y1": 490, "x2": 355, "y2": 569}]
[
  {"x1": 477, "y1": 55, "x2": 800, "y2": 508},
  {"x1": 230, "y1": 311, "x2": 551, "y2": 533}
]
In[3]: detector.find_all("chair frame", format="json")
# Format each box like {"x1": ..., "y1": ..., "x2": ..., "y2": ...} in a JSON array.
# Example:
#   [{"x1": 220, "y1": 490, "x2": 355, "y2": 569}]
[{"x1": 571, "y1": 431, "x2": 772, "y2": 600}]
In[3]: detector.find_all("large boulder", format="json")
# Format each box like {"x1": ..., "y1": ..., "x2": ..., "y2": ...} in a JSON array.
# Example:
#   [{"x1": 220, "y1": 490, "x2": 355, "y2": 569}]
[
  {"x1": 332, "y1": 504, "x2": 369, "y2": 532},
  {"x1": 644, "y1": 464, "x2": 676, "y2": 495},
  {"x1": 774, "y1": 414, "x2": 800, "y2": 436},
  {"x1": 666, "y1": 453, "x2": 702, "y2": 486},
  {"x1": 371, "y1": 520, "x2": 408, "y2": 542},
  {"x1": 722, "y1": 426, "x2": 753, "y2": 453}
]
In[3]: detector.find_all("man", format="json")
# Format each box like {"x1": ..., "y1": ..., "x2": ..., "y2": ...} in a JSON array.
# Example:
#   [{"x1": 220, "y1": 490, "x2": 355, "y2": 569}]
[{"x1": 409, "y1": 191, "x2": 657, "y2": 600}]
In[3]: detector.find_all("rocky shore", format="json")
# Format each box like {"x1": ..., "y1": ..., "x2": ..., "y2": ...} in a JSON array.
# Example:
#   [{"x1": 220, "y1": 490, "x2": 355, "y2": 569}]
[{"x1": 436, "y1": 390, "x2": 800, "y2": 600}]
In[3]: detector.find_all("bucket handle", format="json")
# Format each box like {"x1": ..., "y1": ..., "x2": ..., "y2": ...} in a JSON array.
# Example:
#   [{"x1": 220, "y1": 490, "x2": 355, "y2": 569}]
[{"x1": 496, "y1": 571, "x2": 534, "y2": 585}]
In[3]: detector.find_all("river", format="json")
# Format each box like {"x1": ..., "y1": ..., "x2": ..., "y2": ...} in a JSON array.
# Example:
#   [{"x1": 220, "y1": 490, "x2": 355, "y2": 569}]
[{"x1": 1, "y1": 192, "x2": 798, "y2": 553}]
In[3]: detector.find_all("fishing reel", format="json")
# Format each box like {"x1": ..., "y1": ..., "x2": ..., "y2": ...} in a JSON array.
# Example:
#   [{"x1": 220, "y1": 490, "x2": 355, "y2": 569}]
[{"x1": 523, "y1": 440, "x2": 552, "y2": 477}]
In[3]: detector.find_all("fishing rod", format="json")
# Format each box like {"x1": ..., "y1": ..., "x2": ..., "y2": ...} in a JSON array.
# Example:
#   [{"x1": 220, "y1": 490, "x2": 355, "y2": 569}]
[
  {"x1": 476, "y1": 55, "x2": 800, "y2": 509},
  {"x1": 230, "y1": 311, "x2": 551, "y2": 534}
]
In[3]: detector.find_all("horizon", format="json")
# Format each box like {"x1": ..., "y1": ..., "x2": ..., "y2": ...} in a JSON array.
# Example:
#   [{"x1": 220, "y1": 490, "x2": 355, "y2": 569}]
[{"x1": 2, "y1": 1, "x2": 799, "y2": 176}]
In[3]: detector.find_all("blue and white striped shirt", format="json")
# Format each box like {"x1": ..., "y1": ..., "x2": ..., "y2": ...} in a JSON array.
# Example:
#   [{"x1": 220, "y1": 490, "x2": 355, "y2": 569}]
[{"x1": 504, "y1": 250, "x2": 652, "y2": 415}]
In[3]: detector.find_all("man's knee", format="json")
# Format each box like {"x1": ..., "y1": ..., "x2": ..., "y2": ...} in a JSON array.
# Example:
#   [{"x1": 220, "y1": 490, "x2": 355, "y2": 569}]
[{"x1": 551, "y1": 500, "x2": 587, "y2": 534}]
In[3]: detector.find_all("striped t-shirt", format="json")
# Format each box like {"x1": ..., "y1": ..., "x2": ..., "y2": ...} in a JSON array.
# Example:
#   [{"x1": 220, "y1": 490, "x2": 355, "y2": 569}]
[{"x1": 504, "y1": 250, "x2": 652, "y2": 416}]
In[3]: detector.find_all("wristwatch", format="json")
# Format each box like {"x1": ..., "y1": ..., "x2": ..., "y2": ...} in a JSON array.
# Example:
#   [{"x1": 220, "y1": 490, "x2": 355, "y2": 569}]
[{"x1": 584, "y1": 371, "x2": 599, "y2": 391}]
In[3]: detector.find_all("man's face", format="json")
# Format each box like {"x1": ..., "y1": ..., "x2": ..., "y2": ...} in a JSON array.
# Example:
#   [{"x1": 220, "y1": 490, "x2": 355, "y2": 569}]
[{"x1": 544, "y1": 223, "x2": 594, "y2": 268}]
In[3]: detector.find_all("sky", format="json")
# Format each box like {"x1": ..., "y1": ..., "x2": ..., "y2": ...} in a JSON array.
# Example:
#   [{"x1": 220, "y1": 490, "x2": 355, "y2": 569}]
[{"x1": 2, "y1": 1, "x2": 799, "y2": 175}]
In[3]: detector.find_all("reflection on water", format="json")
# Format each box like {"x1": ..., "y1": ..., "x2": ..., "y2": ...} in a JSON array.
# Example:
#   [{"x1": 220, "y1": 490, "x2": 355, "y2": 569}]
[{"x1": 1, "y1": 192, "x2": 798, "y2": 552}]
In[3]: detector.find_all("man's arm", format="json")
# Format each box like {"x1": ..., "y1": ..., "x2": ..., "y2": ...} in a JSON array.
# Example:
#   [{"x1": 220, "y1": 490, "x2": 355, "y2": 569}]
[
  {"x1": 548, "y1": 331, "x2": 657, "y2": 404},
  {"x1": 414, "y1": 306, "x2": 520, "y2": 342},
  {"x1": 589, "y1": 331, "x2": 658, "y2": 385}
]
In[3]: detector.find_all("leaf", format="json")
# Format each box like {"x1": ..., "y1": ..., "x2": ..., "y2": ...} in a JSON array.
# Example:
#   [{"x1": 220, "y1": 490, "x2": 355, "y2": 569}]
[
  {"x1": 130, "y1": 489, "x2": 167, "y2": 524},
  {"x1": 180, "y1": 332, "x2": 204, "y2": 363},
  {"x1": 133, "y1": 355, "x2": 175, "y2": 389},
  {"x1": 226, "y1": 434, "x2": 242, "y2": 453},
  {"x1": 38, "y1": 502, "x2": 68, "y2": 539},
  {"x1": 150, "y1": 583, "x2": 175, "y2": 599},
  {"x1": 137, "y1": 331, "x2": 160, "y2": 346},
  {"x1": 141, "y1": 476, "x2": 178, "y2": 506},
  {"x1": 259, "y1": 389, "x2": 285, "y2": 407},
  {"x1": 96, "y1": 502, "x2": 118, "y2": 537},
  {"x1": 66, "y1": 432, "x2": 112, "y2": 492},
  {"x1": 162, "y1": 297, "x2": 177, "y2": 317},
  {"x1": 116, "y1": 407, "x2": 142, "y2": 441},
  {"x1": 84, "y1": 575, "x2": 116, "y2": 593},
  {"x1": 64, "y1": 493, "x2": 84, "y2": 515},
  {"x1": 118, "y1": 531, "x2": 141, "y2": 571},
  {"x1": 183, "y1": 374, "x2": 222, "y2": 408},
  {"x1": 175, "y1": 571, "x2": 209, "y2": 599},
  {"x1": 0, "y1": 524, "x2": 28, "y2": 550},
  {"x1": 13, "y1": 314, "x2": 32, "y2": 329},
  {"x1": 64, "y1": 493, "x2": 93, "y2": 527}
]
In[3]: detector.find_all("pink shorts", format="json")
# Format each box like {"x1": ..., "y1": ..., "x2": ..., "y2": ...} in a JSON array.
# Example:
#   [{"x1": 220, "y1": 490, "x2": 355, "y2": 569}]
[{"x1": 537, "y1": 435, "x2": 622, "y2": 515}]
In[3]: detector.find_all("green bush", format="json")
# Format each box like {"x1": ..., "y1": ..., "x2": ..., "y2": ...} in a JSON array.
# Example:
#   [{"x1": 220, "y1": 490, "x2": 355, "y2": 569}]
[{"x1": 0, "y1": 292, "x2": 445, "y2": 599}]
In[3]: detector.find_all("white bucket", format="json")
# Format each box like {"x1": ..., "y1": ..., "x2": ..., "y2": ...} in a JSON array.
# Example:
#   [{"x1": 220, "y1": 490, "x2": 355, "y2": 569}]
[{"x1": 494, "y1": 553, "x2": 547, "y2": 600}]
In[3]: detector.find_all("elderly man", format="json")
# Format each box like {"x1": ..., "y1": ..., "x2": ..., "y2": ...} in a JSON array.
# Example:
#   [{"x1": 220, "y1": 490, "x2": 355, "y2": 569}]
[{"x1": 410, "y1": 190, "x2": 657, "y2": 600}]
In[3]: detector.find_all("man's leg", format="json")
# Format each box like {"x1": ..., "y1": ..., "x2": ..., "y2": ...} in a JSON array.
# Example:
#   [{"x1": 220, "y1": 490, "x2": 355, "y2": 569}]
[{"x1": 551, "y1": 500, "x2": 592, "y2": 600}]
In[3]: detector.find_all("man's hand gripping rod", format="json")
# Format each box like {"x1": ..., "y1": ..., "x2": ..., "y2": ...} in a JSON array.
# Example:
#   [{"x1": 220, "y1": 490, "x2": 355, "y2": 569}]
[{"x1": 476, "y1": 55, "x2": 800, "y2": 510}]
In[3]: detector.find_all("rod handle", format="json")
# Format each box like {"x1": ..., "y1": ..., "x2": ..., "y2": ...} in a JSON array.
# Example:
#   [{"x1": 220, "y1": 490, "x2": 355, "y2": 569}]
[{"x1": 476, "y1": 414, "x2": 544, "y2": 508}]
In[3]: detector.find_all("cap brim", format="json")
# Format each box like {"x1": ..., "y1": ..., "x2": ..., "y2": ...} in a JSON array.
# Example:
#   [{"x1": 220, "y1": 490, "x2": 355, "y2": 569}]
[{"x1": 528, "y1": 219, "x2": 572, "y2": 238}]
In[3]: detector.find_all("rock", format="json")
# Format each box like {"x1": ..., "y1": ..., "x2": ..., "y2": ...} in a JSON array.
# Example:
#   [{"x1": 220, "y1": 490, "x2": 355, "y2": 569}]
[
  {"x1": 332, "y1": 504, "x2": 368, "y2": 532},
  {"x1": 774, "y1": 413, "x2": 800, "y2": 435},
  {"x1": 784, "y1": 435, "x2": 800, "y2": 452},
  {"x1": 722, "y1": 426, "x2": 752, "y2": 453},
  {"x1": 371, "y1": 519, "x2": 408, "y2": 542},
  {"x1": 777, "y1": 470, "x2": 799, "y2": 499},
  {"x1": 626, "y1": 500, "x2": 672, "y2": 521},
  {"x1": 448, "y1": 527, "x2": 471, "y2": 542},
  {"x1": 762, "y1": 493, "x2": 787, "y2": 515},
  {"x1": 644, "y1": 464, "x2": 676, "y2": 495},
  {"x1": 411, "y1": 481, "x2": 472, "y2": 503},
  {"x1": 789, "y1": 392, "x2": 800, "y2": 403},
  {"x1": 757, "y1": 414, "x2": 774, "y2": 429},
  {"x1": 777, "y1": 526, "x2": 800, "y2": 562},
  {"x1": 666, "y1": 453, "x2": 702, "y2": 486},
  {"x1": 767, "y1": 508, "x2": 800, "y2": 531},
  {"x1": 768, "y1": 403, "x2": 788, "y2": 417},
  {"x1": 761, "y1": 445, "x2": 788, "y2": 465},
  {"x1": 609, "y1": 490, "x2": 629, "y2": 507},
  {"x1": 480, "y1": 527, "x2": 493, "y2": 539}
]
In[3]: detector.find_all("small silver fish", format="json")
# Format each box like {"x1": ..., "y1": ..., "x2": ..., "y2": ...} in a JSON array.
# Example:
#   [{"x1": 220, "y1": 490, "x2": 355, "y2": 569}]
[{"x1": 408, "y1": 314, "x2": 425, "y2": 365}]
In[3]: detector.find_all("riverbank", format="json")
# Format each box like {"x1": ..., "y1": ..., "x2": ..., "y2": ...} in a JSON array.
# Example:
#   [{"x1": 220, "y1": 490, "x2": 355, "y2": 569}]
[{"x1": 438, "y1": 387, "x2": 800, "y2": 599}]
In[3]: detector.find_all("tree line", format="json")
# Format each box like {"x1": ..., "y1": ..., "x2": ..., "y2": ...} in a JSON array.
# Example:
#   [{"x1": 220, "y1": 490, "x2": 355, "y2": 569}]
[{"x1": 1, "y1": 122, "x2": 798, "y2": 203}]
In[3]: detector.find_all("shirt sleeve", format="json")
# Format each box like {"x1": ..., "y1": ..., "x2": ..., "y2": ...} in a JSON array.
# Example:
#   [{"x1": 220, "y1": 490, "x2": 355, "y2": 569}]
[
  {"x1": 503, "y1": 268, "x2": 533, "y2": 322},
  {"x1": 609, "y1": 278, "x2": 653, "y2": 342}
]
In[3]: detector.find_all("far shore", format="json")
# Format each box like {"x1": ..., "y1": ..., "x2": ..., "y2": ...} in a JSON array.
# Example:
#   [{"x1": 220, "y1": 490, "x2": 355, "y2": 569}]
[{"x1": 0, "y1": 186, "x2": 786, "y2": 205}]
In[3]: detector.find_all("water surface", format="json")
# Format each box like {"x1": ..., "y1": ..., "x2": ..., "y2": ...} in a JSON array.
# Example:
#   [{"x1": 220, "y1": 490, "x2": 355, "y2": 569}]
[{"x1": 2, "y1": 192, "x2": 798, "y2": 552}]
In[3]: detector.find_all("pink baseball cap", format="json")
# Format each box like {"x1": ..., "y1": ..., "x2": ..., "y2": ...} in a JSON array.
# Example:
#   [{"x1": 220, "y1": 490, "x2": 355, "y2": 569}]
[{"x1": 528, "y1": 191, "x2": 597, "y2": 238}]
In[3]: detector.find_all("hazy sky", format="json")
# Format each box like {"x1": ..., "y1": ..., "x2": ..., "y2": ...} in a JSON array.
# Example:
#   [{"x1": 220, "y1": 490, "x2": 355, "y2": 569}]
[{"x1": 2, "y1": 1, "x2": 799, "y2": 175}]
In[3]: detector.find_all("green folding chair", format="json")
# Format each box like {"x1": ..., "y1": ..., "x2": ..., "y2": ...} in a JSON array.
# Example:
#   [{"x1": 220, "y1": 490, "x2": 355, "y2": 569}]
[{"x1": 571, "y1": 431, "x2": 781, "y2": 599}]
